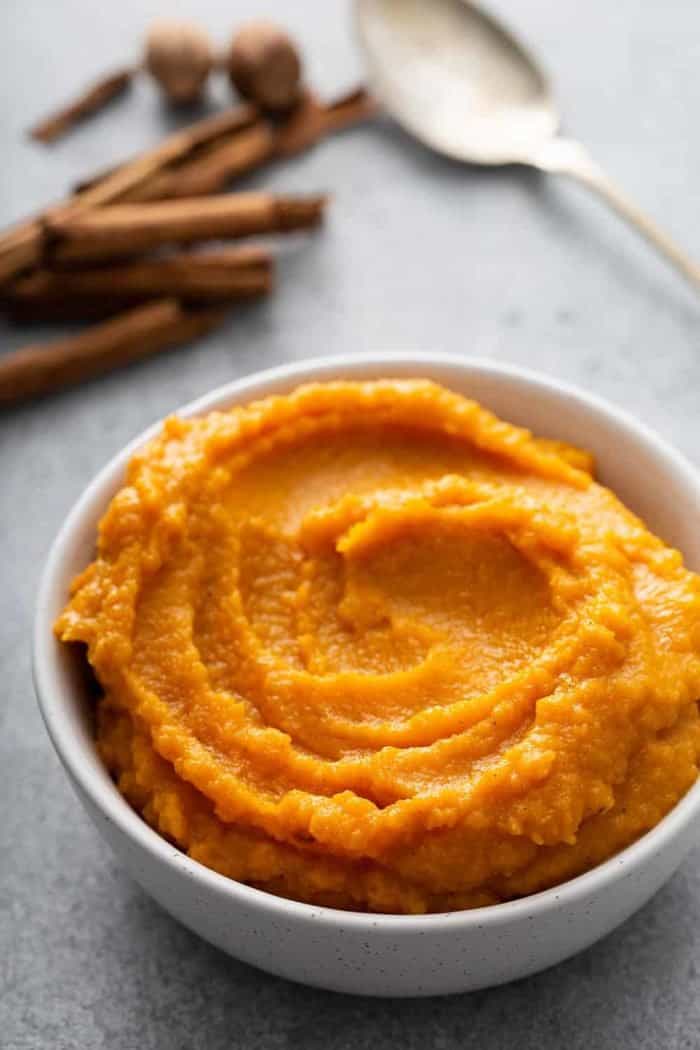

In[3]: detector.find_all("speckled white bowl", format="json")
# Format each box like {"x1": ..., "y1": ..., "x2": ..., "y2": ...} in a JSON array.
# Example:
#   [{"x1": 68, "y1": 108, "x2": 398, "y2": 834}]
[{"x1": 34, "y1": 354, "x2": 700, "y2": 997}]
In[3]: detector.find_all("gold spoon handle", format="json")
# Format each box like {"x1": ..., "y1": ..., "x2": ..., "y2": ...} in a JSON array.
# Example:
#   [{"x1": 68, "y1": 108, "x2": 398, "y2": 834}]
[{"x1": 533, "y1": 138, "x2": 700, "y2": 292}]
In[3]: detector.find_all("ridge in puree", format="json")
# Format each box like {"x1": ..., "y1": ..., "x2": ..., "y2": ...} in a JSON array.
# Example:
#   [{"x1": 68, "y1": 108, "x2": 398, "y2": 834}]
[{"x1": 56, "y1": 379, "x2": 700, "y2": 913}]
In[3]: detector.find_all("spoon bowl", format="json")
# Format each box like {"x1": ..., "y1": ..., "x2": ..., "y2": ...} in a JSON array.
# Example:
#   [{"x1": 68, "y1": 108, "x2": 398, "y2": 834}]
[{"x1": 357, "y1": 0, "x2": 558, "y2": 165}]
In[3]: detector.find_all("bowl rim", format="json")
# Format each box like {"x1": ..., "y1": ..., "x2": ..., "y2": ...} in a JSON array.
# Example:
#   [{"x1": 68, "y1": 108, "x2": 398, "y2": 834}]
[{"x1": 34, "y1": 352, "x2": 700, "y2": 932}]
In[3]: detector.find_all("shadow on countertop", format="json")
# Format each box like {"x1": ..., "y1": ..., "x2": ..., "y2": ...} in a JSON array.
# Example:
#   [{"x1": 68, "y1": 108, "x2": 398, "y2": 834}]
[{"x1": 85, "y1": 858, "x2": 700, "y2": 1050}]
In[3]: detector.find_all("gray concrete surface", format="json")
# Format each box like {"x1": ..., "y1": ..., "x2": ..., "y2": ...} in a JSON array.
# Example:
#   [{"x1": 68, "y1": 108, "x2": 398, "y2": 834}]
[{"x1": 1, "y1": 1, "x2": 699, "y2": 1046}]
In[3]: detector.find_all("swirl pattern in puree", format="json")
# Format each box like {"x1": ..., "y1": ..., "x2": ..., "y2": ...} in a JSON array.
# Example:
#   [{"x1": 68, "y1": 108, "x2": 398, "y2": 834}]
[{"x1": 56, "y1": 380, "x2": 700, "y2": 912}]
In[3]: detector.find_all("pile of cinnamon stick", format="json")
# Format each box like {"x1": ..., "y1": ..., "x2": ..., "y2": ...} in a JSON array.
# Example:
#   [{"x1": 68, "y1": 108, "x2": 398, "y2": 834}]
[{"x1": 0, "y1": 88, "x2": 376, "y2": 406}]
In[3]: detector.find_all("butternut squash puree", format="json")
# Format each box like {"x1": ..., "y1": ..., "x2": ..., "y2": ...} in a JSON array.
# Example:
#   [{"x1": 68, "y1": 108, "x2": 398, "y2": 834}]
[{"x1": 56, "y1": 380, "x2": 700, "y2": 913}]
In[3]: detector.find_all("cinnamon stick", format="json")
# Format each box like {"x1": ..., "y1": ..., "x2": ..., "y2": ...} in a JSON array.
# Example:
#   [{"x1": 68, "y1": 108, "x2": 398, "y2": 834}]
[
  {"x1": 0, "y1": 86, "x2": 373, "y2": 288},
  {"x1": 46, "y1": 193, "x2": 326, "y2": 264},
  {"x1": 116, "y1": 123, "x2": 276, "y2": 203},
  {"x1": 273, "y1": 87, "x2": 378, "y2": 157},
  {"x1": 2, "y1": 247, "x2": 272, "y2": 320},
  {"x1": 0, "y1": 225, "x2": 48, "y2": 290},
  {"x1": 72, "y1": 104, "x2": 261, "y2": 195},
  {"x1": 65, "y1": 106, "x2": 260, "y2": 211},
  {"x1": 85, "y1": 87, "x2": 377, "y2": 205},
  {"x1": 0, "y1": 88, "x2": 372, "y2": 285},
  {"x1": 0, "y1": 103, "x2": 258, "y2": 286},
  {"x1": 0, "y1": 299, "x2": 226, "y2": 405},
  {"x1": 29, "y1": 68, "x2": 133, "y2": 144}
]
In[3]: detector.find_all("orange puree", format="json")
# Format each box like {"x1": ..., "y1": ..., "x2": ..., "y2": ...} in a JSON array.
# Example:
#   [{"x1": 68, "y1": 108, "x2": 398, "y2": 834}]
[{"x1": 56, "y1": 380, "x2": 700, "y2": 912}]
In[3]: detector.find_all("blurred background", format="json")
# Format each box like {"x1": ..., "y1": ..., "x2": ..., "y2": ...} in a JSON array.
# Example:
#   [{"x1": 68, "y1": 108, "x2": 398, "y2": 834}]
[{"x1": 1, "y1": 2, "x2": 699, "y2": 1048}]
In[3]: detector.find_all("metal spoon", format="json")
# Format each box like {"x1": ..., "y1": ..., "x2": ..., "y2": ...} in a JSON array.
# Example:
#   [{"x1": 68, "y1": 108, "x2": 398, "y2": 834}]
[{"x1": 356, "y1": 0, "x2": 700, "y2": 291}]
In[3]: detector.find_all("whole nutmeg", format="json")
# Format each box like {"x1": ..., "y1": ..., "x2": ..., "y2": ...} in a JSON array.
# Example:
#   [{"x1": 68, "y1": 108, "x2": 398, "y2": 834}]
[
  {"x1": 227, "y1": 21, "x2": 302, "y2": 113},
  {"x1": 145, "y1": 19, "x2": 214, "y2": 105}
]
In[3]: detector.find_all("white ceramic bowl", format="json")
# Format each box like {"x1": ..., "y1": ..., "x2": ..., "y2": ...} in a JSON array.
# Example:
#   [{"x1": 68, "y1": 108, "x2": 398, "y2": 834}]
[{"x1": 34, "y1": 354, "x2": 700, "y2": 997}]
